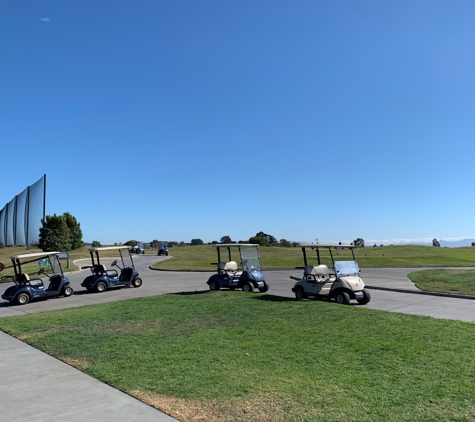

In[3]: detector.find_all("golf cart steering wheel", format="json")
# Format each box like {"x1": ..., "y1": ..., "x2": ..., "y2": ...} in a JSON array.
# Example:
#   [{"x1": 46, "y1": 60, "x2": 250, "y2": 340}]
[{"x1": 111, "y1": 260, "x2": 117, "y2": 267}]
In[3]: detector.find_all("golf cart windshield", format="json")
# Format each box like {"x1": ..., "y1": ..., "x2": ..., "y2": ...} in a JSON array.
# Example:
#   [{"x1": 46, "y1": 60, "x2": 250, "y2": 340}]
[
  {"x1": 120, "y1": 249, "x2": 134, "y2": 268},
  {"x1": 40, "y1": 254, "x2": 62, "y2": 275},
  {"x1": 241, "y1": 247, "x2": 261, "y2": 271},
  {"x1": 334, "y1": 260, "x2": 360, "y2": 276}
]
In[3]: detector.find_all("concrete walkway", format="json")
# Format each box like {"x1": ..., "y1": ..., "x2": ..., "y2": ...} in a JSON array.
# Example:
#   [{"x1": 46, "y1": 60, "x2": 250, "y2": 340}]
[
  {"x1": 2, "y1": 255, "x2": 475, "y2": 421},
  {"x1": 0, "y1": 331, "x2": 178, "y2": 421}
]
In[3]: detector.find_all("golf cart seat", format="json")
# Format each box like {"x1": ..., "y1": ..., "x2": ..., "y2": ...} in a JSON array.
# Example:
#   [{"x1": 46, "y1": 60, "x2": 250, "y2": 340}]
[
  {"x1": 224, "y1": 261, "x2": 242, "y2": 275},
  {"x1": 100, "y1": 264, "x2": 118, "y2": 278},
  {"x1": 305, "y1": 265, "x2": 331, "y2": 281},
  {"x1": 18, "y1": 273, "x2": 34, "y2": 285},
  {"x1": 24, "y1": 273, "x2": 45, "y2": 288},
  {"x1": 94, "y1": 264, "x2": 118, "y2": 278}
]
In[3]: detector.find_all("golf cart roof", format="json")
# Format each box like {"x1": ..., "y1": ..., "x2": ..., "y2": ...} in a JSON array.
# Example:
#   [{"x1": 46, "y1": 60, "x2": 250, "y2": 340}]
[
  {"x1": 10, "y1": 251, "x2": 62, "y2": 260},
  {"x1": 216, "y1": 244, "x2": 258, "y2": 248},
  {"x1": 299, "y1": 244, "x2": 356, "y2": 249},
  {"x1": 88, "y1": 246, "x2": 130, "y2": 252}
]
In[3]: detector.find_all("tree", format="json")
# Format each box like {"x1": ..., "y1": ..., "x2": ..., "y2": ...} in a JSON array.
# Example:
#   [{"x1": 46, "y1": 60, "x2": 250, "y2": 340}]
[
  {"x1": 91, "y1": 240, "x2": 102, "y2": 247},
  {"x1": 249, "y1": 236, "x2": 268, "y2": 246},
  {"x1": 150, "y1": 239, "x2": 160, "y2": 248},
  {"x1": 63, "y1": 212, "x2": 83, "y2": 249},
  {"x1": 353, "y1": 238, "x2": 365, "y2": 248},
  {"x1": 220, "y1": 235, "x2": 232, "y2": 244},
  {"x1": 38, "y1": 214, "x2": 72, "y2": 252},
  {"x1": 191, "y1": 238, "x2": 204, "y2": 245},
  {"x1": 280, "y1": 239, "x2": 292, "y2": 247},
  {"x1": 249, "y1": 231, "x2": 278, "y2": 246}
]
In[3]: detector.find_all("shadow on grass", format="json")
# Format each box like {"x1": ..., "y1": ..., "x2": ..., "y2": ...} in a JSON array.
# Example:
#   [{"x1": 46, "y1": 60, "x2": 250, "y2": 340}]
[
  {"x1": 173, "y1": 290, "x2": 214, "y2": 296},
  {"x1": 250, "y1": 294, "x2": 296, "y2": 303},
  {"x1": 171, "y1": 291, "x2": 296, "y2": 302}
]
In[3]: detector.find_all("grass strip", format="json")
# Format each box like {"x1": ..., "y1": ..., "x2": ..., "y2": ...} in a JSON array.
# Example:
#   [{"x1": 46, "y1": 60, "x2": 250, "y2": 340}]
[{"x1": 1, "y1": 292, "x2": 475, "y2": 421}]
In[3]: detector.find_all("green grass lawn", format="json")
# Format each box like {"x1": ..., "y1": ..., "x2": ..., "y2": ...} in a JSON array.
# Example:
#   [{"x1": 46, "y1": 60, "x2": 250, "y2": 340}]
[
  {"x1": 154, "y1": 244, "x2": 475, "y2": 271},
  {"x1": 1, "y1": 292, "x2": 475, "y2": 421},
  {"x1": 409, "y1": 269, "x2": 475, "y2": 295}
]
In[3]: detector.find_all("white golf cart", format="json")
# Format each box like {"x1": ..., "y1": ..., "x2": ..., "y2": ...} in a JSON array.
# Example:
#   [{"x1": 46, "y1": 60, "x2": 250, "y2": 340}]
[{"x1": 290, "y1": 244, "x2": 370, "y2": 305}]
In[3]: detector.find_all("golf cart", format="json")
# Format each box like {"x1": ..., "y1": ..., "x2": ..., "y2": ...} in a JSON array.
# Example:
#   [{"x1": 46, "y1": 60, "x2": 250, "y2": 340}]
[
  {"x1": 290, "y1": 244, "x2": 370, "y2": 305},
  {"x1": 131, "y1": 242, "x2": 145, "y2": 254},
  {"x1": 207, "y1": 244, "x2": 269, "y2": 292},
  {"x1": 1, "y1": 252, "x2": 73, "y2": 305},
  {"x1": 158, "y1": 243, "x2": 169, "y2": 256},
  {"x1": 81, "y1": 246, "x2": 142, "y2": 293}
]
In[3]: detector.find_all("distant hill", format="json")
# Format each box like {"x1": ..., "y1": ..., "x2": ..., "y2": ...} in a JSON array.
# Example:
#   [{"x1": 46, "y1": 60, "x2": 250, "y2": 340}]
[
  {"x1": 439, "y1": 239, "x2": 475, "y2": 248},
  {"x1": 375, "y1": 238, "x2": 475, "y2": 248}
]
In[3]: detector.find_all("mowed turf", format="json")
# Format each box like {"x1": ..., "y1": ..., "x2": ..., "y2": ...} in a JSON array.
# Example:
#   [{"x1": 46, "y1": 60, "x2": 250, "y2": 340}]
[
  {"x1": 1, "y1": 292, "x2": 475, "y2": 421},
  {"x1": 153, "y1": 244, "x2": 475, "y2": 271}
]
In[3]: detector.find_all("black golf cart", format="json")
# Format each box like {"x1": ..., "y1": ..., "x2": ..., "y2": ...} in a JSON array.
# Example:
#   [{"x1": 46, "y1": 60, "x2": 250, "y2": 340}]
[
  {"x1": 1, "y1": 252, "x2": 73, "y2": 305},
  {"x1": 207, "y1": 244, "x2": 269, "y2": 292},
  {"x1": 81, "y1": 246, "x2": 142, "y2": 293},
  {"x1": 290, "y1": 244, "x2": 370, "y2": 305},
  {"x1": 158, "y1": 243, "x2": 169, "y2": 256}
]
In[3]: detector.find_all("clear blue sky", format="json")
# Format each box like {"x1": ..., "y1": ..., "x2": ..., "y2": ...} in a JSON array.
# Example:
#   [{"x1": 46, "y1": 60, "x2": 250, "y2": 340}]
[{"x1": 2, "y1": 1, "x2": 475, "y2": 245}]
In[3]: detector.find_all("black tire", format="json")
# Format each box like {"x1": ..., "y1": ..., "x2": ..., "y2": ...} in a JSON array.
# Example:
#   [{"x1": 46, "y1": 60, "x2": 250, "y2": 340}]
[
  {"x1": 242, "y1": 282, "x2": 254, "y2": 293},
  {"x1": 132, "y1": 277, "x2": 143, "y2": 288},
  {"x1": 335, "y1": 291, "x2": 350, "y2": 305},
  {"x1": 15, "y1": 292, "x2": 30, "y2": 305},
  {"x1": 95, "y1": 282, "x2": 107, "y2": 293},
  {"x1": 294, "y1": 286, "x2": 306, "y2": 300},
  {"x1": 357, "y1": 289, "x2": 371, "y2": 305},
  {"x1": 209, "y1": 280, "x2": 220, "y2": 291},
  {"x1": 62, "y1": 285, "x2": 73, "y2": 297},
  {"x1": 166, "y1": 252, "x2": 168, "y2": 256},
  {"x1": 258, "y1": 281, "x2": 269, "y2": 293}
]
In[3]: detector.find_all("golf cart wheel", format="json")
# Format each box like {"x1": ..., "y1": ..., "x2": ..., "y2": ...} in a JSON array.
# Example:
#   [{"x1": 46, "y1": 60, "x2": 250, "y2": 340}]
[
  {"x1": 357, "y1": 289, "x2": 371, "y2": 305},
  {"x1": 132, "y1": 277, "x2": 143, "y2": 288},
  {"x1": 335, "y1": 291, "x2": 350, "y2": 305},
  {"x1": 95, "y1": 282, "x2": 107, "y2": 293},
  {"x1": 294, "y1": 286, "x2": 306, "y2": 300},
  {"x1": 242, "y1": 282, "x2": 254, "y2": 293},
  {"x1": 62, "y1": 286, "x2": 73, "y2": 297},
  {"x1": 258, "y1": 281, "x2": 269, "y2": 293},
  {"x1": 15, "y1": 293, "x2": 30, "y2": 305},
  {"x1": 209, "y1": 280, "x2": 220, "y2": 291}
]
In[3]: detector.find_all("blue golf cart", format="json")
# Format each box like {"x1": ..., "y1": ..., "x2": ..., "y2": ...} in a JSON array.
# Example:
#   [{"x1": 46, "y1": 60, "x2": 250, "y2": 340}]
[
  {"x1": 207, "y1": 244, "x2": 269, "y2": 292},
  {"x1": 81, "y1": 246, "x2": 142, "y2": 293},
  {"x1": 1, "y1": 251, "x2": 73, "y2": 305}
]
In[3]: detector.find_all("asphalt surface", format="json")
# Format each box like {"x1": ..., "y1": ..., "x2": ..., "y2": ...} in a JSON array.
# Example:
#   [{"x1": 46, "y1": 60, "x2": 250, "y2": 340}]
[{"x1": 2, "y1": 254, "x2": 475, "y2": 421}]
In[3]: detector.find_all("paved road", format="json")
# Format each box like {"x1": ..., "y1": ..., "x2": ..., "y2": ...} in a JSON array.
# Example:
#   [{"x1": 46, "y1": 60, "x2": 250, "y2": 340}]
[
  {"x1": 2, "y1": 255, "x2": 475, "y2": 322},
  {"x1": 2, "y1": 255, "x2": 475, "y2": 421}
]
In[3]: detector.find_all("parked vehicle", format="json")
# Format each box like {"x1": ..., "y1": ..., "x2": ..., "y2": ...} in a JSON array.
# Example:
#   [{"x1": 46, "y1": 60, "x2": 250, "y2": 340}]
[
  {"x1": 290, "y1": 244, "x2": 370, "y2": 305},
  {"x1": 158, "y1": 243, "x2": 169, "y2": 256},
  {"x1": 81, "y1": 246, "x2": 142, "y2": 293},
  {"x1": 1, "y1": 252, "x2": 73, "y2": 305},
  {"x1": 207, "y1": 244, "x2": 269, "y2": 292}
]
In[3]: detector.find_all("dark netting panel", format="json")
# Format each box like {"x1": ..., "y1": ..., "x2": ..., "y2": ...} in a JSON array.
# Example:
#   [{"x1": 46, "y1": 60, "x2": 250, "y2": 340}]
[
  {"x1": 5, "y1": 198, "x2": 15, "y2": 246},
  {"x1": 0, "y1": 207, "x2": 5, "y2": 246},
  {"x1": 0, "y1": 175, "x2": 45, "y2": 246},
  {"x1": 27, "y1": 176, "x2": 45, "y2": 245},
  {"x1": 15, "y1": 187, "x2": 28, "y2": 246}
]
